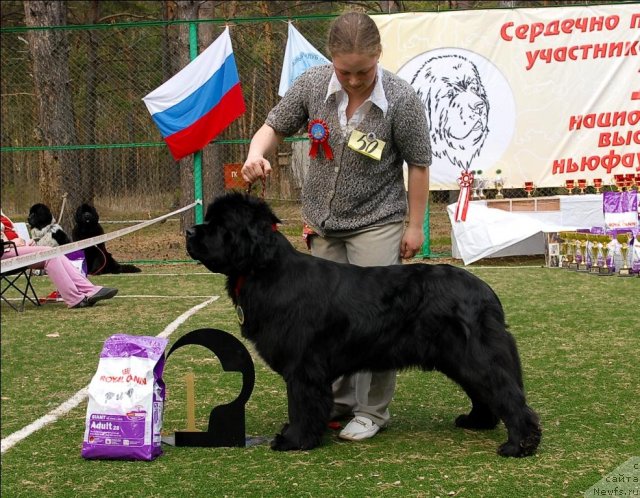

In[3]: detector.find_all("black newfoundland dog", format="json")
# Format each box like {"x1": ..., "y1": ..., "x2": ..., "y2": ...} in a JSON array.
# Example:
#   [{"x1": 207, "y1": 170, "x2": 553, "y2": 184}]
[
  {"x1": 186, "y1": 193, "x2": 541, "y2": 457},
  {"x1": 72, "y1": 203, "x2": 141, "y2": 275}
]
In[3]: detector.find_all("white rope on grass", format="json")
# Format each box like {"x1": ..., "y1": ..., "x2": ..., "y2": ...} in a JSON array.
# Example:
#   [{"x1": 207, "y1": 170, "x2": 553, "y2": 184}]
[{"x1": 0, "y1": 295, "x2": 219, "y2": 455}]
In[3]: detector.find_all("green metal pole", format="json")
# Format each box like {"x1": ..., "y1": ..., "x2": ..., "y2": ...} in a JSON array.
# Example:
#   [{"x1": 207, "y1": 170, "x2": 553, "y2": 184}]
[
  {"x1": 420, "y1": 200, "x2": 431, "y2": 258},
  {"x1": 189, "y1": 22, "x2": 204, "y2": 224}
]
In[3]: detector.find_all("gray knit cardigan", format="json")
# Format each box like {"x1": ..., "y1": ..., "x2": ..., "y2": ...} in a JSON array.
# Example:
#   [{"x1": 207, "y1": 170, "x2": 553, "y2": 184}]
[{"x1": 266, "y1": 64, "x2": 431, "y2": 235}]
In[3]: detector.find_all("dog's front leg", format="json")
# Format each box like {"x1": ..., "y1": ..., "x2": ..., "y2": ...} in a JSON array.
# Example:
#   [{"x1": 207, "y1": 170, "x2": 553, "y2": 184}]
[{"x1": 270, "y1": 378, "x2": 332, "y2": 451}]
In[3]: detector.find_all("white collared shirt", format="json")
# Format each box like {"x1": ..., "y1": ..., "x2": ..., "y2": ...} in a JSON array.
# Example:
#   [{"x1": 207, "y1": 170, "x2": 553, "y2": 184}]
[{"x1": 325, "y1": 65, "x2": 388, "y2": 137}]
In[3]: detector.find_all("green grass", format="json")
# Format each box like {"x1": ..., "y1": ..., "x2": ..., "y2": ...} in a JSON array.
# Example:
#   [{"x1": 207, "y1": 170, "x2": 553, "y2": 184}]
[{"x1": 1, "y1": 265, "x2": 638, "y2": 497}]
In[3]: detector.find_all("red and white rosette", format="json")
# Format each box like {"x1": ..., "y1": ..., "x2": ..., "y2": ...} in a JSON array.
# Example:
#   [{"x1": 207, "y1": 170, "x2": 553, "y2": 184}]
[
  {"x1": 307, "y1": 119, "x2": 334, "y2": 160},
  {"x1": 455, "y1": 170, "x2": 474, "y2": 222}
]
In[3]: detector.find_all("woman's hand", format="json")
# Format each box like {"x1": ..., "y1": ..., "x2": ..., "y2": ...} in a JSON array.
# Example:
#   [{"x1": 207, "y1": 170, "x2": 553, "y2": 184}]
[
  {"x1": 242, "y1": 156, "x2": 272, "y2": 183},
  {"x1": 400, "y1": 226, "x2": 424, "y2": 259}
]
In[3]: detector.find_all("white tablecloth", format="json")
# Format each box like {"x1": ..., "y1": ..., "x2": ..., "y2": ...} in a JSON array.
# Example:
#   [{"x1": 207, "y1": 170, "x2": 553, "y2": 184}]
[{"x1": 448, "y1": 195, "x2": 606, "y2": 264}]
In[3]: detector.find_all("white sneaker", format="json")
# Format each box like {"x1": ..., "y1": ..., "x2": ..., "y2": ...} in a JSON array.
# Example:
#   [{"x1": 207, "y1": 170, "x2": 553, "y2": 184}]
[{"x1": 338, "y1": 416, "x2": 381, "y2": 441}]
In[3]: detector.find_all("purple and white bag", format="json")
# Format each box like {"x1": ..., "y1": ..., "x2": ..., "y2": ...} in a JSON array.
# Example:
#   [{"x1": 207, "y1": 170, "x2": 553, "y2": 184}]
[{"x1": 82, "y1": 334, "x2": 168, "y2": 461}]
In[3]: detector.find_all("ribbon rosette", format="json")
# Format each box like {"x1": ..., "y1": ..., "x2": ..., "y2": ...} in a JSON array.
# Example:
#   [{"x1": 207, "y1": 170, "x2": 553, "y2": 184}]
[
  {"x1": 455, "y1": 170, "x2": 474, "y2": 222},
  {"x1": 307, "y1": 119, "x2": 333, "y2": 160}
]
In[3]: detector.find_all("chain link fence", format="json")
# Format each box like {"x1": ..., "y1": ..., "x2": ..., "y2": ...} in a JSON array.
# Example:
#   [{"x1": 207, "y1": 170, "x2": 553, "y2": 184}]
[{"x1": 1, "y1": 10, "x2": 561, "y2": 222}]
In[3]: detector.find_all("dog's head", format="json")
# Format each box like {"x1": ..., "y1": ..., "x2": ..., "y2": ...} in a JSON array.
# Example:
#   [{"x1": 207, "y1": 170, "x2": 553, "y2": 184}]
[
  {"x1": 411, "y1": 54, "x2": 489, "y2": 169},
  {"x1": 74, "y1": 203, "x2": 99, "y2": 227},
  {"x1": 28, "y1": 203, "x2": 54, "y2": 230},
  {"x1": 186, "y1": 193, "x2": 282, "y2": 276}
]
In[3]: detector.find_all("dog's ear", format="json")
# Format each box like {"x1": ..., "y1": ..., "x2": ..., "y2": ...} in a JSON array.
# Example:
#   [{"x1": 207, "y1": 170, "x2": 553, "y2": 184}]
[{"x1": 74, "y1": 205, "x2": 83, "y2": 222}]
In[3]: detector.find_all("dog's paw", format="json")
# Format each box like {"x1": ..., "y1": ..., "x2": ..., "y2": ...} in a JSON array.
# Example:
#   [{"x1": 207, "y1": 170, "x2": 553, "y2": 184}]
[
  {"x1": 270, "y1": 433, "x2": 301, "y2": 451},
  {"x1": 455, "y1": 413, "x2": 499, "y2": 430},
  {"x1": 497, "y1": 440, "x2": 537, "y2": 458}
]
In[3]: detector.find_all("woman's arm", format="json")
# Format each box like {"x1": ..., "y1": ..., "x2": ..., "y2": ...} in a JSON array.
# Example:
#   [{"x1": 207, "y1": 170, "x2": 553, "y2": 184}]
[
  {"x1": 241, "y1": 124, "x2": 284, "y2": 183},
  {"x1": 400, "y1": 164, "x2": 430, "y2": 259}
]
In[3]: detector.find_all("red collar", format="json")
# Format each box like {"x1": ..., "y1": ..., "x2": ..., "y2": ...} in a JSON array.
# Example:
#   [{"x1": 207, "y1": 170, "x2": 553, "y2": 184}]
[{"x1": 235, "y1": 275, "x2": 246, "y2": 298}]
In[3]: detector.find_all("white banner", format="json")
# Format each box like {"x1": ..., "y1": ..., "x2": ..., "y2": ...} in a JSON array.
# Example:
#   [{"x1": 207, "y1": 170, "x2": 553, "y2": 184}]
[{"x1": 375, "y1": 4, "x2": 639, "y2": 190}]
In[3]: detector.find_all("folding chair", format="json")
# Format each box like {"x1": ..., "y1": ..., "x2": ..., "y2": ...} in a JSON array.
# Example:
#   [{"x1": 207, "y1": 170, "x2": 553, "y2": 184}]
[{"x1": 1, "y1": 240, "x2": 41, "y2": 311}]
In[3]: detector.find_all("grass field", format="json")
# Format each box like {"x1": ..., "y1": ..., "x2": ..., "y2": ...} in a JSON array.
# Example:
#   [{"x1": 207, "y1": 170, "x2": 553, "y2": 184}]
[{"x1": 1, "y1": 261, "x2": 638, "y2": 497}]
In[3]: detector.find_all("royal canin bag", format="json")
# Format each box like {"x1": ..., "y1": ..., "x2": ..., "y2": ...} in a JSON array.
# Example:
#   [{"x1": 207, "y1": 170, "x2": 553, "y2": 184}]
[{"x1": 82, "y1": 334, "x2": 168, "y2": 460}]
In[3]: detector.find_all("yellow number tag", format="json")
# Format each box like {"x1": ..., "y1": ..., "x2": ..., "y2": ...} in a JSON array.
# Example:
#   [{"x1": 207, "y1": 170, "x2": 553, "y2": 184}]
[{"x1": 347, "y1": 130, "x2": 385, "y2": 161}]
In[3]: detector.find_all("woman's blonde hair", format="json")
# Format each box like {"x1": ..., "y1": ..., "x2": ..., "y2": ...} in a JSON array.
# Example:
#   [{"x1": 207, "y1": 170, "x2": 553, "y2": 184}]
[{"x1": 326, "y1": 12, "x2": 382, "y2": 57}]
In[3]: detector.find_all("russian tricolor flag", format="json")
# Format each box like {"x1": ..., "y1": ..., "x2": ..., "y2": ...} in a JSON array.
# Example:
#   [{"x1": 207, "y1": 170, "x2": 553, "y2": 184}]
[{"x1": 143, "y1": 27, "x2": 245, "y2": 161}]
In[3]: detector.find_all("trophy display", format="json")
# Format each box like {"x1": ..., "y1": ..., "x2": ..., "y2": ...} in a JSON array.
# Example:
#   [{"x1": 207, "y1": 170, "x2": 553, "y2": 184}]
[
  {"x1": 599, "y1": 236, "x2": 614, "y2": 275},
  {"x1": 587, "y1": 235, "x2": 601, "y2": 274},
  {"x1": 576, "y1": 234, "x2": 589, "y2": 271},
  {"x1": 494, "y1": 169, "x2": 504, "y2": 199},
  {"x1": 593, "y1": 178, "x2": 603, "y2": 194},
  {"x1": 565, "y1": 179, "x2": 575, "y2": 195},
  {"x1": 617, "y1": 233, "x2": 633, "y2": 277},
  {"x1": 577, "y1": 179, "x2": 587, "y2": 195}
]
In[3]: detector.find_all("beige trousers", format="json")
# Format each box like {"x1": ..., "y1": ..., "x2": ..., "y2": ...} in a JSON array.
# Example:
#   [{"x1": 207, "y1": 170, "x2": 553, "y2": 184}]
[{"x1": 310, "y1": 221, "x2": 403, "y2": 427}]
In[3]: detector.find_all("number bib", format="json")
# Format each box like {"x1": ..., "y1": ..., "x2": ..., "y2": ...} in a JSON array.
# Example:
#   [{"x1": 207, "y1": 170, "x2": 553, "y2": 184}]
[{"x1": 347, "y1": 130, "x2": 385, "y2": 161}]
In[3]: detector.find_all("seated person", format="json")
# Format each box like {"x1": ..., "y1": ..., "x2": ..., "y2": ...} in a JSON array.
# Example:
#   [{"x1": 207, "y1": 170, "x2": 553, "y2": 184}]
[{"x1": 1, "y1": 209, "x2": 117, "y2": 309}]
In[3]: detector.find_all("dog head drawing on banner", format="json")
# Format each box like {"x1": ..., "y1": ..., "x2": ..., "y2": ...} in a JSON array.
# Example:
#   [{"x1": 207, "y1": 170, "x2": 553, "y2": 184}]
[{"x1": 410, "y1": 53, "x2": 490, "y2": 172}]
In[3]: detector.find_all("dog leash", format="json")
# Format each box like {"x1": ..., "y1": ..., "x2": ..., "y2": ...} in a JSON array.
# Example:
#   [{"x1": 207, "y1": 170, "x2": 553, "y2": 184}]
[{"x1": 245, "y1": 177, "x2": 267, "y2": 199}]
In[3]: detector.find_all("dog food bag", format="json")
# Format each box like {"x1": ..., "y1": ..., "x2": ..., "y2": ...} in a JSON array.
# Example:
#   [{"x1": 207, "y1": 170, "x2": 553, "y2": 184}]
[{"x1": 82, "y1": 334, "x2": 168, "y2": 461}]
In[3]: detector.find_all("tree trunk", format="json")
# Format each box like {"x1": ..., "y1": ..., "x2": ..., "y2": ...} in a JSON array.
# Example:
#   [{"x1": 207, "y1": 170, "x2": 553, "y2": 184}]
[
  {"x1": 170, "y1": 0, "x2": 199, "y2": 231},
  {"x1": 80, "y1": 0, "x2": 100, "y2": 204},
  {"x1": 24, "y1": 0, "x2": 80, "y2": 233},
  {"x1": 198, "y1": 1, "x2": 223, "y2": 206}
]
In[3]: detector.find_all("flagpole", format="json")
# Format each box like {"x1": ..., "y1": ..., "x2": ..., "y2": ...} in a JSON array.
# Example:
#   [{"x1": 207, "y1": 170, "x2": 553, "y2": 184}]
[{"x1": 190, "y1": 22, "x2": 204, "y2": 224}]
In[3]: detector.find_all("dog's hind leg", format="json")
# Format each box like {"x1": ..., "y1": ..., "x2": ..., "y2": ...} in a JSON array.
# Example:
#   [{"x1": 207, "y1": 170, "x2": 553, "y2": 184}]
[
  {"x1": 435, "y1": 339, "x2": 540, "y2": 456},
  {"x1": 447, "y1": 364, "x2": 540, "y2": 457},
  {"x1": 488, "y1": 371, "x2": 541, "y2": 458},
  {"x1": 270, "y1": 378, "x2": 333, "y2": 451}
]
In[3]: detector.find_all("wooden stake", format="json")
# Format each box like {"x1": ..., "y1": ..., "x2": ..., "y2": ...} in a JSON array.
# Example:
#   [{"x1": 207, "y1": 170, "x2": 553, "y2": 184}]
[{"x1": 185, "y1": 372, "x2": 197, "y2": 431}]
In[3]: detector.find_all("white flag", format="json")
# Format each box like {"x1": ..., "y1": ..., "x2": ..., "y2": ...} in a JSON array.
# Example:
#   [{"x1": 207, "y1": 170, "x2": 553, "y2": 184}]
[{"x1": 278, "y1": 22, "x2": 329, "y2": 97}]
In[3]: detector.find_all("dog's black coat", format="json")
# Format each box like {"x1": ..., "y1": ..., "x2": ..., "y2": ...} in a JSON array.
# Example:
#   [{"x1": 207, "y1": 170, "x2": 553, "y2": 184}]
[
  {"x1": 28, "y1": 203, "x2": 71, "y2": 246},
  {"x1": 186, "y1": 193, "x2": 541, "y2": 456},
  {"x1": 72, "y1": 203, "x2": 141, "y2": 275}
]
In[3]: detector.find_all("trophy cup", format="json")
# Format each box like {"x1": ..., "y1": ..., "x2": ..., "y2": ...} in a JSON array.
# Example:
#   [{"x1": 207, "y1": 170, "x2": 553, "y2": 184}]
[
  {"x1": 593, "y1": 178, "x2": 602, "y2": 194},
  {"x1": 625, "y1": 174, "x2": 635, "y2": 191},
  {"x1": 635, "y1": 174, "x2": 640, "y2": 190},
  {"x1": 577, "y1": 179, "x2": 587, "y2": 195},
  {"x1": 524, "y1": 181, "x2": 534, "y2": 198},
  {"x1": 613, "y1": 174, "x2": 625, "y2": 191},
  {"x1": 566, "y1": 233, "x2": 579, "y2": 270},
  {"x1": 576, "y1": 234, "x2": 589, "y2": 271},
  {"x1": 559, "y1": 232, "x2": 569, "y2": 268},
  {"x1": 599, "y1": 236, "x2": 614, "y2": 275},
  {"x1": 472, "y1": 170, "x2": 482, "y2": 200},
  {"x1": 617, "y1": 233, "x2": 632, "y2": 276},
  {"x1": 587, "y1": 235, "x2": 601, "y2": 274},
  {"x1": 565, "y1": 179, "x2": 575, "y2": 195},
  {"x1": 494, "y1": 169, "x2": 504, "y2": 199}
]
